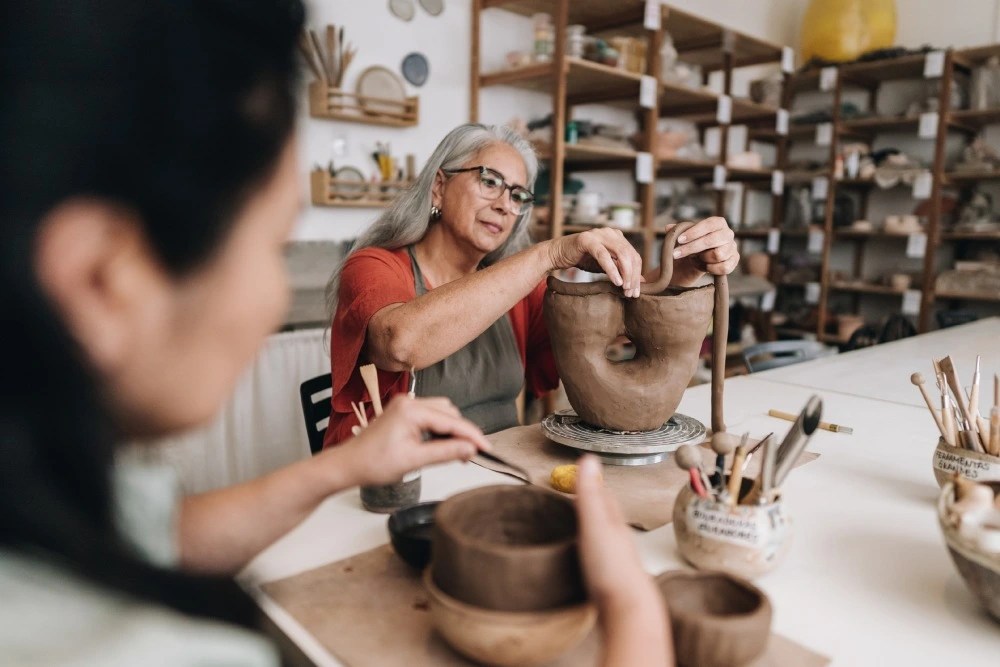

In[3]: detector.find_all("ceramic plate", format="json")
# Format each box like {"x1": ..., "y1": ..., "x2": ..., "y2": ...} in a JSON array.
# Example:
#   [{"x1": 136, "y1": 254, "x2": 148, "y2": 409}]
[
  {"x1": 334, "y1": 166, "x2": 366, "y2": 200},
  {"x1": 356, "y1": 65, "x2": 406, "y2": 116},
  {"x1": 401, "y1": 52, "x2": 429, "y2": 87},
  {"x1": 389, "y1": 0, "x2": 415, "y2": 21},
  {"x1": 419, "y1": 0, "x2": 444, "y2": 16}
]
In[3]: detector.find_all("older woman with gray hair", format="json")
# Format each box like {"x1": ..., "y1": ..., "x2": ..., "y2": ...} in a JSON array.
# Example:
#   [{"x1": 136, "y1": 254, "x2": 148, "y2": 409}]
[{"x1": 323, "y1": 123, "x2": 738, "y2": 447}]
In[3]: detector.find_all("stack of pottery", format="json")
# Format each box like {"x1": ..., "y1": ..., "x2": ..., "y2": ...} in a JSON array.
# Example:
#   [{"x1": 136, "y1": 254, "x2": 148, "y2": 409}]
[{"x1": 425, "y1": 485, "x2": 594, "y2": 666}]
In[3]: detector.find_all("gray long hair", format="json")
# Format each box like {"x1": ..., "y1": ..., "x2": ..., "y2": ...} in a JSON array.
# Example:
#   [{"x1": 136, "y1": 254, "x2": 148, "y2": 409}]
[{"x1": 325, "y1": 123, "x2": 538, "y2": 319}]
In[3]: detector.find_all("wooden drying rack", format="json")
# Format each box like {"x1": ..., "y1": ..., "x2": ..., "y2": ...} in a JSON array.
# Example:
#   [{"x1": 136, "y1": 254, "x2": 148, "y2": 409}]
[
  {"x1": 310, "y1": 169, "x2": 414, "y2": 208},
  {"x1": 308, "y1": 82, "x2": 419, "y2": 128}
]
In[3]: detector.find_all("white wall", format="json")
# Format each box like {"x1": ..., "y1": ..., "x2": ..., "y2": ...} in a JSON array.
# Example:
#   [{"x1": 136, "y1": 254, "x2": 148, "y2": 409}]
[{"x1": 892, "y1": 0, "x2": 1000, "y2": 50}]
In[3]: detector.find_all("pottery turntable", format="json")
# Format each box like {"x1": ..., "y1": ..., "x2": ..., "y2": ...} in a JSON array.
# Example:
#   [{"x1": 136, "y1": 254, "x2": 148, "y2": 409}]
[{"x1": 541, "y1": 409, "x2": 707, "y2": 466}]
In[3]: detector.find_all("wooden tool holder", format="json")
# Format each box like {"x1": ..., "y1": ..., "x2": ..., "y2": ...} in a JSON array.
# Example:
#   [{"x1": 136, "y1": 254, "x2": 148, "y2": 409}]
[
  {"x1": 310, "y1": 169, "x2": 414, "y2": 208},
  {"x1": 308, "y1": 82, "x2": 419, "y2": 127}
]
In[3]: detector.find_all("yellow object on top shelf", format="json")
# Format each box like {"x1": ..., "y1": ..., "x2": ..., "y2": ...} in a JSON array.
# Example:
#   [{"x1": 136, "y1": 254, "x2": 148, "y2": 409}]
[{"x1": 800, "y1": 0, "x2": 897, "y2": 64}]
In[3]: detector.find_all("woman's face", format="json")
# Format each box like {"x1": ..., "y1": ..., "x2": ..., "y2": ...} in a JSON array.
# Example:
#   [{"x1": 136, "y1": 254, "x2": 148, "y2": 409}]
[
  {"x1": 37, "y1": 142, "x2": 301, "y2": 437},
  {"x1": 435, "y1": 143, "x2": 528, "y2": 256}
]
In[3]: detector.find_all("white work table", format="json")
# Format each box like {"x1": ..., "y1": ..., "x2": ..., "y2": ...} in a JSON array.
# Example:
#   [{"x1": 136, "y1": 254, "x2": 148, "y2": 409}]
[
  {"x1": 244, "y1": 348, "x2": 1000, "y2": 666},
  {"x1": 754, "y1": 317, "x2": 1000, "y2": 408}
]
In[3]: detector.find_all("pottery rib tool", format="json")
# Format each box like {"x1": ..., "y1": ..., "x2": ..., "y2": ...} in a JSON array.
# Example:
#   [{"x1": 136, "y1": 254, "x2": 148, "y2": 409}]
[
  {"x1": 359, "y1": 364, "x2": 384, "y2": 417},
  {"x1": 475, "y1": 450, "x2": 532, "y2": 484},
  {"x1": 768, "y1": 408, "x2": 852, "y2": 434},
  {"x1": 910, "y1": 373, "x2": 947, "y2": 440},
  {"x1": 674, "y1": 445, "x2": 709, "y2": 499},
  {"x1": 774, "y1": 396, "x2": 823, "y2": 488}
]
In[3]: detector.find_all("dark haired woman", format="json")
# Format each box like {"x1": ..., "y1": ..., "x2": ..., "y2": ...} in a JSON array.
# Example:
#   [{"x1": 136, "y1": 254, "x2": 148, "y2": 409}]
[{"x1": 0, "y1": 1, "x2": 670, "y2": 664}]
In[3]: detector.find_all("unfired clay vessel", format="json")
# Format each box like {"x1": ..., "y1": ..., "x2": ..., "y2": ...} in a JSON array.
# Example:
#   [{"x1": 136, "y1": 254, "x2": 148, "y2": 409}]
[
  {"x1": 672, "y1": 479, "x2": 792, "y2": 579},
  {"x1": 656, "y1": 570, "x2": 772, "y2": 667},
  {"x1": 937, "y1": 481, "x2": 1000, "y2": 621},
  {"x1": 544, "y1": 221, "x2": 728, "y2": 432},
  {"x1": 932, "y1": 438, "x2": 1000, "y2": 487},
  {"x1": 431, "y1": 485, "x2": 584, "y2": 612}
]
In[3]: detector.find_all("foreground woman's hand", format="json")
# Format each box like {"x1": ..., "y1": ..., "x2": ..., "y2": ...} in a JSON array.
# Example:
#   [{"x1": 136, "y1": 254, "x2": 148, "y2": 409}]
[
  {"x1": 575, "y1": 455, "x2": 673, "y2": 667},
  {"x1": 666, "y1": 216, "x2": 739, "y2": 287},
  {"x1": 545, "y1": 227, "x2": 645, "y2": 298},
  {"x1": 331, "y1": 396, "x2": 491, "y2": 486}
]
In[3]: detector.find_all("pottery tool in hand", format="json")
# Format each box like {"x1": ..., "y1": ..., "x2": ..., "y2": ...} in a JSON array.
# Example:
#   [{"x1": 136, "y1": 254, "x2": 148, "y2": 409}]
[
  {"x1": 359, "y1": 364, "x2": 384, "y2": 417},
  {"x1": 773, "y1": 396, "x2": 822, "y2": 488},
  {"x1": 475, "y1": 450, "x2": 532, "y2": 484},
  {"x1": 767, "y1": 408, "x2": 852, "y2": 434},
  {"x1": 910, "y1": 373, "x2": 947, "y2": 441},
  {"x1": 674, "y1": 445, "x2": 709, "y2": 499}
]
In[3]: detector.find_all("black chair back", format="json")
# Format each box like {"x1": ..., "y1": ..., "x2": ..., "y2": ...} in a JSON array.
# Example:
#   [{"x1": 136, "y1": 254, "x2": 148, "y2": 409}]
[{"x1": 299, "y1": 373, "x2": 332, "y2": 456}]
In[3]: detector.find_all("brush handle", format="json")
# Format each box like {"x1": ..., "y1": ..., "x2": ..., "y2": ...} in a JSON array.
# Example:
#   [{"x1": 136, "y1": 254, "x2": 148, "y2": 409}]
[
  {"x1": 727, "y1": 446, "x2": 747, "y2": 506},
  {"x1": 941, "y1": 395, "x2": 957, "y2": 446},
  {"x1": 914, "y1": 384, "x2": 947, "y2": 440}
]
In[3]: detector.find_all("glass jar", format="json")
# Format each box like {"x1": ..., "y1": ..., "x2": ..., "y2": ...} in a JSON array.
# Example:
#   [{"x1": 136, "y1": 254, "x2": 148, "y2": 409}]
[
  {"x1": 533, "y1": 13, "x2": 554, "y2": 63},
  {"x1": 360, "y1": 470, "x2": 421, "y2": 513}
]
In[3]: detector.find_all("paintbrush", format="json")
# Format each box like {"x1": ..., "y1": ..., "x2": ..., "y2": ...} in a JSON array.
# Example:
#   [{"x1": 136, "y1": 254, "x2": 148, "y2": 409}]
[
  {"x1": 970, "y1": 355, "x2": 982, "y2": 419},
  {"x1": 938, "y1": 356, "x2": 977, "y2": 438},
  {"x1": 359, "y1": 364, "x2": 384, "y2": 417},
  {"x1": 910, "y1": 373, "x2": 947, "y2": 440},
  {"x1": 742, "y1": 432, "x2": 773, "y2": 472},
  {"x1": 727, "y1": 438, "x2": 749, "y2": 506},
  {"x1": 941, "y1": 393, "x2": 957, "y2": 446},
  {"x1": 768, "y1": 408, "x2": 852, "y2": 434}
]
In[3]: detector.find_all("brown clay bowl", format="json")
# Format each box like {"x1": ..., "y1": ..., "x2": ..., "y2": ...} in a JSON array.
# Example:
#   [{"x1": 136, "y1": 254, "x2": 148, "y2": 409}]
[
  {"x1": 432, "y1": 484, "x2": 584, "y2": 612},
  {"x1": 656, "y1": 570, "x2": 772, "y2": 667},
  {"x1": 932, "y1": 438, "x2": 1000, "y2": 487},
  {"x1": 423, "y1": 569, "x2": 595, "y2": 667},
  {"x1": 937, "y1": 481, "x2": 1000, "y2": 622}
]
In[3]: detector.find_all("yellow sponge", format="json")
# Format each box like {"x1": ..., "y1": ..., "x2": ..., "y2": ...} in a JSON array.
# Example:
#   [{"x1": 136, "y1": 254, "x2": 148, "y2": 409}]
[{"x1": 550, "y1": 464, "x2": 578, "y2": 494}]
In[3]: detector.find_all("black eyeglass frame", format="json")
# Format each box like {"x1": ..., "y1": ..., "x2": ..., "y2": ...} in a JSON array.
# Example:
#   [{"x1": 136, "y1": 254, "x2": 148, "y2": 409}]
[{"x1": 441, "y1": 165, "x2": 535, "y2": 210}]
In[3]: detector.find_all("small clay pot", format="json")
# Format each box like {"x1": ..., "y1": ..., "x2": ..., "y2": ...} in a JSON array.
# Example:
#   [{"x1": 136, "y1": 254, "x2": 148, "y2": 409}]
[
  {"x1": 672, "y1": 480, "x2": 792, "y2": 579},
  {"x1": 937, "y1": 482, "x2": 1000, "y2": 621},
  {"x1": 423, "y1": 569, "x2": 595, "y2": 666},
  {"x1": 656, "y1": 570, "x2": 772, "y2": 667},
  {"x1": 432, "y1": 485, "x2": 584, "y2": 612},
  {"x1": 387, "y1": 501, "x2": 438, "y2": 570},
  {"x1": 889, "y1": 273, "x2": 912, "y2": 291},
  {"x1": 932, "y1": 438, "x2": 1000, "y2": 487}
]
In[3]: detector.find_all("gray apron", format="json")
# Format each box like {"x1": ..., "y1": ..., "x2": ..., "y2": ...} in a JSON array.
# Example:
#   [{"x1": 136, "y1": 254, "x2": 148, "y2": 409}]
[{"x1": 408, "y1": 246, "x2": 523, "y2": 434}]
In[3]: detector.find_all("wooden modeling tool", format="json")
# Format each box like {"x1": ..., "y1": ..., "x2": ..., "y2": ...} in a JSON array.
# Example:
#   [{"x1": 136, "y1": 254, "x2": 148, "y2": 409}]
[
  {"x1": 359, "y1": 364, "x2": 384, "y2": 417},
  {"x1": 941, "y1": 394, "x2": 957, "y2": 446},
  {"x1": 744, "y1": 435, "x2": 777, "y2": 505},
  {"x1": 939, "y1": 356, "x2": 976, "y2": 437},
  {"x1": 675, "y1": 445, "x2": 709, "y2": 499},
  {"x1": 910, "y1": 373, "x2": 947, "y2": 440},
  {"x1": 991, "y1": 407, "x2": 1000, "y2": 456},
  {"x1": 727, "y1": 440, "x2": 748, "y2": 506},
  {"x1": 969, "y1": 355, "x2": 982, "y2": 421},
  {"x1": 325, "y1": 24, "x2": 338, "y2": 86},
  {"x1": 350, "y1": 401, "x2": 368, "y2": 428},
  {"x1": 768, "y1": 408, "x2": 852, "y2": 434},
  {"x1": 774, "y1": 396, "x2": 823, "y2": 488}
]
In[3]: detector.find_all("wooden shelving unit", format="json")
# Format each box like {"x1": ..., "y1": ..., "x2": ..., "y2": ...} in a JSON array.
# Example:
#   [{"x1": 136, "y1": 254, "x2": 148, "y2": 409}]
[{"x1": 471, "y1": 1, "x2": 785, "y2": 267}]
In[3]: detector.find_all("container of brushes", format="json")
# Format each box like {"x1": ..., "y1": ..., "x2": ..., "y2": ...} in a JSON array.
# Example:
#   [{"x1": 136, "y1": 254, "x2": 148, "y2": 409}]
[
  {"x1": 672, "y1": 477, "x2": 792, "y2": 579},
  {"x1": 932, "y1": 438, "x2": 1000, "y2": 488},
  {"x1": 937, "y1": 480, "x2": 1000, "y2": 621}
]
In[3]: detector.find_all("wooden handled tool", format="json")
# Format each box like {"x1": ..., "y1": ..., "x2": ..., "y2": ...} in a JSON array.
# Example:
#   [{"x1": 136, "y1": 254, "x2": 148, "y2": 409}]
[
  {"x1": 910, "y1": 373, "x2": 947, "y2": 440},
  {"x1": 768, "y1": 409, "x2": 852, "y2": 434},
  {"x1": 941, "y1": 394, "x2": 957, "y2": 446},
  {"x1": 969, "y1": 355, "x2": 982, "y2": 420},
  {"x1": 359, "y1": 364, "x2": 384, "y2": 417},
  {"x1": 297, "y1": 32, "x2": 326, "y2": 82},
  {"x1": 675, "y1": 445, "x2": 709, "y2": 498},
  {"x1": 727, "y1": 444, "x2": 748, "y2": 506},
  {"x1": 938, "y1": 356, "x2": 978, "y2": 437},
  {"x1": 308, "y1": 29, "x2": 333, "y2": 83},
  {"x1": 710, "y1": 432, "x2": 736, "y2": 495}
]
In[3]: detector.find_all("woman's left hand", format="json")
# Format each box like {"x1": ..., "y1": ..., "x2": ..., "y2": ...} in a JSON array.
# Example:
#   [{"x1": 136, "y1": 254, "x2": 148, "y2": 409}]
[{"x1": 667, "y1": 216, "x2": 739, "y2": 287}]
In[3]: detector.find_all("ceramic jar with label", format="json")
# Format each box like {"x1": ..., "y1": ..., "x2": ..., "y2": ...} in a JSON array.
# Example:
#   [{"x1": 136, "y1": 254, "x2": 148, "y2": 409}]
[{"x1": 932, "y1": 438, "x2": 1000, "y2": 487}]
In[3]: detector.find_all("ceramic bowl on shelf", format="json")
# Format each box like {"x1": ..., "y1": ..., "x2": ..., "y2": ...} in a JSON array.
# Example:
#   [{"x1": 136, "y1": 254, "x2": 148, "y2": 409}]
[
  {"x1": 655, "y1": 569, "x2": 772, "y2": 667},
  {"x1": 423, "y1": 568, "x2": 595, "y2": 667}
]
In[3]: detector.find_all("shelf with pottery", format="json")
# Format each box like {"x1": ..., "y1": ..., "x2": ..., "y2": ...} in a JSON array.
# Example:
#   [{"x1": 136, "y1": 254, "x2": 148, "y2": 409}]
[
  {"x1": 479, "y1": 57, "x2": 645, "y2": 108},
  {"x1": 935, "y1": 290, "x2": 1000, "y2": 302},
  {"x1": 747, "y1": 122, "x2": 819, "y2": 144},
  {"x1": 480, "y1": 0, "x2": 650, "y2": 36},
  {"x1": 839, "y1": 52, "x2": 956, "y2": 88},
  {"x1": 829, "y1": 281, "x2": 909, "y2": 297},
  {"x1": 535, "y1": 142, "x2": 640, "y2": 171},
  {"x1": 941, "y1": 230, "x2": 1000, "y2": 241},
  {"x1": 661, "y1": 5, "x2": 783, "y2": 72},
  {"x1": 839, "y1": 115, "x2": 974, "y2": 137},
  {"x1": 657, "y1": 82, "x2": 779, "y2": 125},
  {"x1": 307, "y1": 82, "x2": 419, "y2": 128},
  {"x1": 309, "y1": 169, "x2": 413, "y2": 208},
  {"x1": 833, "y1": 228, "x2": 927, "y2": 240},
  {"x1": 944, "y1": 170, "x2": 1000, "y2": 184}
]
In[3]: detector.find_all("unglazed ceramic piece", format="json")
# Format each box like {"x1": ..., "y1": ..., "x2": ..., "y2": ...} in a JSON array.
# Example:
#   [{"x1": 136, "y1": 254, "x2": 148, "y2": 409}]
[
  {"x1": 937, "y1": 481, "x2": 1000, "y2": 621},
  {"x1": 933, "y1": 438, "x2": 1000, "y2": 487},
  {"x1": 423, "y1": 569, "x2": 596, "y2": 667},
  {"x1": 544, "y1": 222, "x2": 728, "y2": 432},
  {"x1": 672, "y1": 481, "x2": 792, "y2": 579},
  {"x1": 431, "y1": 485, "x2": 584, "y2": 612},
  {"x1": 655, "y1": 570, "x2": 772, "y2": 667}
]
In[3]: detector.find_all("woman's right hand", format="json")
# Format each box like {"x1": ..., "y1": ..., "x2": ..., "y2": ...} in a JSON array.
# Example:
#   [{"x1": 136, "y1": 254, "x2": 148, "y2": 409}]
[
  {"x1": 332, "y1": 396, "x2": 490, "y2": 486},
  {"x1": 545, "y1": 228, "x2": 644, "y2": 298}
]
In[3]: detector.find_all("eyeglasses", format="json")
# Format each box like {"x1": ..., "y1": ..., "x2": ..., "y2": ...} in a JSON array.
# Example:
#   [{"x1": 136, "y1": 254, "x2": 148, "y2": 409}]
[{"x1": 442, "y1": 165, "x2": 535, "y2": 214}]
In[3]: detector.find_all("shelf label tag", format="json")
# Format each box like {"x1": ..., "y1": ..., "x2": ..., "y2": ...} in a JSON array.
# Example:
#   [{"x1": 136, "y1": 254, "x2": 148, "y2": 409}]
[
  {"x1": 776, "y1": 109, "x2": 789, "y2": 136},
  {"x1": 771, "y1": 170, "x2": 785, "y2": 196},
  {"x1": 644, "y1": 0, "x2": 661, "y2": 30},
  {"x1": 815, "y1": 122, "x2": 833, "y2": 146},
  {"x1": 767, "y1": 228, "x2": 781, "y2": 253},
  {"x1": 811, "y1": 176, "x2": 829, "y2": 200},
  {"x1": 805, "y1": 282, "x2": 821, "y2": 304},
  {"x1": 919, "y1": 111, "x2": 939, "y2": 139},
  {"x1": 640, "y1": 75, "x2": 657, "y2": 109},
  {"x1": 924, "y1": 50, "x2": 946, "y2": 78},
  {"x1": 807, "y1": 229, "x2": 825, "y2": 254},
  {"x1": 713, "y1": 165, "x2": 727, "y2": 190},
  {"x1": 906, "y1": 232, "x2": 928, "y2": 258},
  {"x1": 902, "y1": 289, "x2": 922, "y2": 315},
  {"x1": 913, "y1": 171, "x2": 933, "y2": 200},
  {"x1": 635, "y1": 152, "x2": 653, "y2": 184},
  {"x1": 782, "y1": 47, "x2": 795, "y2": 74},
  {"x1": 717, "y1": 95, "x2": 732, "y2": 124},
  {"x1": 846, "y1": 151, "x2": 861, "y2": 178},
  {"x1": 761, "y1": 289, "x2": 777, "y2": 312},
  {"x1": 820, "y1": 66, "x2": 838, "y2": 91}
]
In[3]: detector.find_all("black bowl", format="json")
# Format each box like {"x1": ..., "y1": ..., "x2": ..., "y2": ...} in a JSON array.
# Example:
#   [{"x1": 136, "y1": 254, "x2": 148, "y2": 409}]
[{"x1": 387, "y1": 501, "x2": 439, "y2": 569}]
